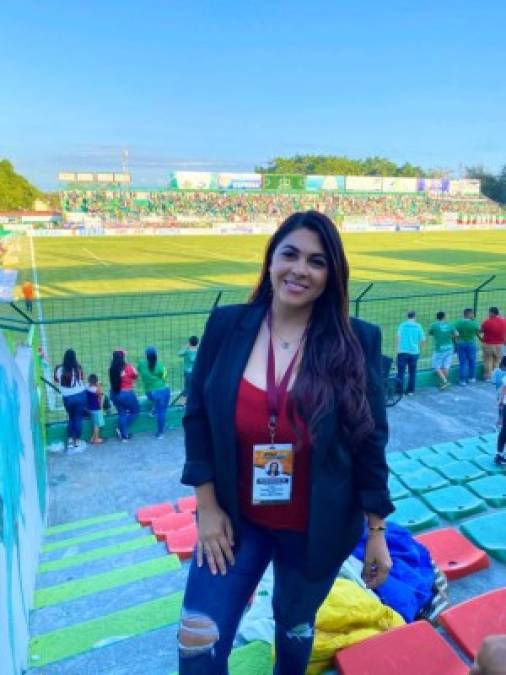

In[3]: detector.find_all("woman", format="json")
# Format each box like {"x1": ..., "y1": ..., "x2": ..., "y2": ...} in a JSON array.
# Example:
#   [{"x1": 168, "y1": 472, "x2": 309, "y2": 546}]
[
  {"x1": 137, "y1": 346, "x2": 171, "y2": 438},
  {"x1": 109, "y1": 349, "x2": 140, "y2": 441},
  {"x1": 54, "y1": 349, "x2": 87, "y2": 450},
  {"x1": 179, "y1": 211, "x2": 393, "y2": 674}
]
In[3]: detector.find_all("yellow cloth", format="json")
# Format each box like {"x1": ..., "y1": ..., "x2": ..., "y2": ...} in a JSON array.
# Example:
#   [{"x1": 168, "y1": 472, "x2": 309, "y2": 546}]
[{"x1": 307, "y1": 578, "x2": 405, "y2": 674}]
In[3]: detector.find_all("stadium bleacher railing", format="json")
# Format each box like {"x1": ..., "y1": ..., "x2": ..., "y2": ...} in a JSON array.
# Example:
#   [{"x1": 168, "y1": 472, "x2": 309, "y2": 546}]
[{"x1": 1, "y1": 279, "x2": 505, "y2": 429}]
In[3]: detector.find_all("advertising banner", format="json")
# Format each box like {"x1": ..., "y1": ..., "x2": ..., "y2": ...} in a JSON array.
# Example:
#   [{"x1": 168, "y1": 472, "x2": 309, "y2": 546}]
[
  {"x1": 345, "y1": 176, "x2": 383, "y2": 192},
  {"x1": 170, "y1": 172, "x2": 217, "y2": 189},
  {"x1": 217, "y1": 173, "x2": 262, "y2": 190},
  {"x1": 420, "y1": 178, "x2": 450, "y2": 194},
  {"x1": 449, "y1": 179, "x2": 481, "y2": 195},
  {"x1": 262, "y1": 174, "x2": 305, "y2": 191},
  {"x1": 58, "y1": 172, "x2": 76, "y2": 182},
  {"x1": 113, "y1": 173, "x2": 132, "y2": 184},
  {"x1": 305, "y1": 175, "x2": 345, "y2": 191},
  {"x1": 381, "y1": 177, "x2": 417, "y2": 193},
  {"x1": 76, "y1": 173, "x2": 94, "y2": 183},
  {"x1": 96, "y1": 173, "x2": 115, "y2": 183}
]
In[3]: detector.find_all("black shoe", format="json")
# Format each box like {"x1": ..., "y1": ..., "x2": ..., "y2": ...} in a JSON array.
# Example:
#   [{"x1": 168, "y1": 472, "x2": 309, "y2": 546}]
[{"x1": 494, "y1": 454, "x2": 506, "y2": 466}]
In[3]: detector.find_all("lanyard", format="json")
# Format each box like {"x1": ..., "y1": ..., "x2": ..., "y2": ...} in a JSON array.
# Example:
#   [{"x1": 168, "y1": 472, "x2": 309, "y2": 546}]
[{"x1": 266, "y1": 309, "x2": 306, "y2": 443}]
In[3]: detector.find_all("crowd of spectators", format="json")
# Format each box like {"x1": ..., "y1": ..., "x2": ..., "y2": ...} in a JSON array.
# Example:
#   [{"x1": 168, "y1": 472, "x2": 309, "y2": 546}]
[{"x1": 61, "y1": 189, "x2": 505, "y2": 226}]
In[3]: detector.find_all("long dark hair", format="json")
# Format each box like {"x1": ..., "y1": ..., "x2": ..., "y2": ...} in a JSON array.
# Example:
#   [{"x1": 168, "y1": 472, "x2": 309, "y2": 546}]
[
  {"x1": 250, "y1": 210, "x2": 374, "y2": 449},
  {"x1": 109, "y1": 350, "x2": 126, "y2": 394},
  {"x1": 59, "y1": 349, "x2": 82, "y2": 387},
  {"x1": 147, "y1": 350, "x2": 157, "y2": 372}
]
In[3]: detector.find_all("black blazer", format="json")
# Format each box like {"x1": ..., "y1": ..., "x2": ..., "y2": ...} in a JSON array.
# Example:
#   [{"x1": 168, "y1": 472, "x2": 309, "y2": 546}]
[{"x1": 182, "y1": 302, "x2": 394, "y2": 580}]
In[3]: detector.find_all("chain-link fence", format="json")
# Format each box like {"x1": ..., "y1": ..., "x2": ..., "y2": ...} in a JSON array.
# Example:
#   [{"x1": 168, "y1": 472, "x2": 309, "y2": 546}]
[{"x1": 1, "y1": 280, "x2": 505, "y2": 425}]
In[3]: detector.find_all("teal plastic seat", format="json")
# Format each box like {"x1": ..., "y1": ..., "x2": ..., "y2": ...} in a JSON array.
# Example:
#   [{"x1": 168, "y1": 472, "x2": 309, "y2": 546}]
[
  {"x1": 404, "y1": 447, "x2": 437, "y2": 461},
  {"x1": 388, "y1": 497, "x2": 438, "y2": 533},
  {"x1": 389, "y1": 475, "x2": 410, "y2": 501},
  {"x1": 456, "y1": 436, "x2": 486, "y2": 450},
  {"x1": 447, "y1": 446, "x2": 482, "y2": 461},
  {"x1": 387, "y1": 452, "x2": 408, "y2": 468},
  {"x1": 420, "y1": 453, "x2": 455, "y2": 471},
  {"x1": 479, "y1": 433, "x2": 499, "y2": 444},
  {"x1": 421, "y1": 486, "x2": 486, "y2": 522},
  {"x1": 467, "y1": 476, "x2": 506, "y2": 507},
  {"x1": 399, "y1": 468, "x2": 450, "y2": 494},
  {"x1": 389, "y1": 459, "x2": 425, "y2": 478},
  {"x1": 460, "y1": 512, "x2": 506, "y2": 562},
  {"x1": 471, "y1": 455, "x2": 505, "y2": 475},
  {"x1": 436, "y1": 461, "x2": 486, "y2": 484},
  {"x1": 431, "y1": 441, "x2": 461, "y2": 454}
]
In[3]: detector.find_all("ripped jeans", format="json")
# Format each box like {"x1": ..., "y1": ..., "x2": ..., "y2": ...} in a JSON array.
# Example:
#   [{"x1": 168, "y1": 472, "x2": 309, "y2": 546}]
[{"x1": 178, "y1": 517, "x2": 339, "y2": 675}]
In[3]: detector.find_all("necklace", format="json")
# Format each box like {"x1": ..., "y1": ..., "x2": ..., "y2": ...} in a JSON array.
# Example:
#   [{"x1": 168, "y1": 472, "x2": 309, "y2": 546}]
[{"x1": 270, "y1": 326, "x2": 307, "y2": 350}]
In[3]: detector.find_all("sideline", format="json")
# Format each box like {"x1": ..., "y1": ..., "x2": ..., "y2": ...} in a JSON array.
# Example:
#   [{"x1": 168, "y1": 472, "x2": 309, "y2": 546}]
[{"x1": 82, "y1": 247, "x2": 111, "y2": 266}]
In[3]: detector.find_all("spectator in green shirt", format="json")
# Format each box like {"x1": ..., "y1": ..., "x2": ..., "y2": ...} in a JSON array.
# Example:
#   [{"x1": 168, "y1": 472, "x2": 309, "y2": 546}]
[
  {"x1": 454, "y1": 308, "x2": 481, "y2": 386},
  {"x1": 428, "y1": 311, "x2": 458, "y2": 389},
  {"x1": 178, "y1": 335, "x2": 199, "y2": 404},
  {"x1": 137, "y1": 347, "x2": 170, "y2": 438}
]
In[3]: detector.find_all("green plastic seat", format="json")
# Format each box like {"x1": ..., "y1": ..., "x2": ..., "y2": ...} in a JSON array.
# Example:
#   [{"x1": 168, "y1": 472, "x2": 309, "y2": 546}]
[
  {"x1": 389, "y1": 475, "x2": 410, "y2": 501},
  {"x1": 431, "y1": 441, "x2": 461, "y2": 454},
  {"x1": 389, "y1": 458, "x2": 425, "y2": 477},
  {"x1": 399, "y1": 468, "x2": 450, "y2": 494},
  {"x1": 435, "y1": 461, "x2": 486, "y2": 485},
  {"x1": 404, "y1": 446, "x2": 437, "y2": 461},
  {"x1": 388, "y1": 497, "x2": 439, "y2": 533},
  {"x1": 467, "y1": 476, "x2": 506, "y2": 507},
  {"x1": 447, "y1": 446, "x2": 482, "y2": 462},
  {"x1": 420, "y1": 453, "x2": 455, "y2": 471},
  {"x1": 471, "y1": 455, "x2": 505, "y2": 475},
  {"x1": 460, "y1": 512, "x2": 506, "y2": 562},
  {"x1": 422, "y1": 486, "x2": 487, "y2": 522}
]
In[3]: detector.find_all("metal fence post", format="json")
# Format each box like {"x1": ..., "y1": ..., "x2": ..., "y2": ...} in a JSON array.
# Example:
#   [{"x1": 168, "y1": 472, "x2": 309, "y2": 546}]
[
  {"x1": 473, "y1": 275, "x2": 496, "y2": 316},
  {"x1": 354, "y1": 283, "x2": 374, "y2": 318},
  {"x1": 212, "y1": 291, "x2": 223, "y2": 310}
]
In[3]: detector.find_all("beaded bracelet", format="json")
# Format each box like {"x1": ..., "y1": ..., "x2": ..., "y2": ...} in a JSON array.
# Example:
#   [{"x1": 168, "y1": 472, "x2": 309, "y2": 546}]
[{"x1": 368, "y1": 525, "x2": 386, "y2": 532}]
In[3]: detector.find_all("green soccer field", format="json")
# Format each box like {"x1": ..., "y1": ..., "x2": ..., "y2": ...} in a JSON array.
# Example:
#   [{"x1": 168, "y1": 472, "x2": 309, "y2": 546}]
[{"x1": 14, "y1": 230, "x2": 505, "y2": 423}]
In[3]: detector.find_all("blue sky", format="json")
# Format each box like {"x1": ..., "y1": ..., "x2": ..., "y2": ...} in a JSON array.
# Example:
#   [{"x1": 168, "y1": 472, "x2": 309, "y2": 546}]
[{"x1": 1, "y1": 0, "x2": 505, "y2": 189}]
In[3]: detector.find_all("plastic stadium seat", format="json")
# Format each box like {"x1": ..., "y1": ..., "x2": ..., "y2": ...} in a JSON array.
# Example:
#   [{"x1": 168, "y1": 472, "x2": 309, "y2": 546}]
[
  {"x1": 151, "y1": 512, "x2": 194, "y2": 540},
  {"x1": 438, "y1": 588, "x2": 506, "y2": 659},
  {"x1": 420, "y1": 453, "x2": 454, "y2": 471},
  {"x1": 467, "y1": 475, "x2": 506, "y2": 507},
  {"x1": 421, "y1": 486, "x2": 486, "y2": 522},
  {"x1": 431, "y1": 441, "x2": 461, "y2": 454},
  {"x1": 388, "y1": 475, "x2": 409, "y2": 501},
  {"x1": 435, "y1": 460, "x2": 486, "y2": 484},
  {"x1": 447, "y1": 446, "x2": 483, "y2": 461},
  {"x1": 388, "y1": 458, "x2": 425, "y2": 478},
  {"x1": 460, "y1": 512, "x2": 506, "y2": 562},
  {"x1": 456, "y1": 436, "x2": 486, "y2": 450},
  {"x1": 471, "y1": 454, "x2": 505, "y2": 475},
  {"x1": 404, "y1": 446, "x2": 437, "y2": 461},
  {"x1": 136, "y1": 502, "x2": 175, "y2": 526},
  {"x1": 388, "y1": 497, "x2": 438, "y2": 533},
  {"x1": 399, "y1": 468, "x2": 449, "y2": 494},
  {"x1": 165, "y1": 524, "x2": 198, "y2": 560},
  {"x1": 415, "y1": 527, "x2": 489, "y2": 580},
  {"x1": 334, "y1": 621, "x2": 468, "y2": 675},
  {"x1": 177, "y1": 495, "x2": 197, "y2": 513},
  {"x1": 479, "y1": 432, "x2": 499, "y2": 445},
  {"x1": 386, "y1": 452, "x2": 409, "y2": 468}
]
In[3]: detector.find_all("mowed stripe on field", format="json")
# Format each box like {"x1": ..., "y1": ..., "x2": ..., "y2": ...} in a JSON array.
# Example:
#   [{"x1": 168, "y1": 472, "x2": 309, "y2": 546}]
[
  {"x1": 34, "y1": 555, "x2": 181, "y2": 608},
  {"x1": 29, "y1": 591, "x2": 184, "y2": 667}
]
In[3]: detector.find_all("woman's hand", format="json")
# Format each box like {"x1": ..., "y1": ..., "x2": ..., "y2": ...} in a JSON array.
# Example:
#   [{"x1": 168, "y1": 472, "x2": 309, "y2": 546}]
[
  {"x1": 362, "y1": 533, "x2": 392, "y2": 589},
  {"x1": 196, "y1": 504, "x2": 235, "y2": 576}
]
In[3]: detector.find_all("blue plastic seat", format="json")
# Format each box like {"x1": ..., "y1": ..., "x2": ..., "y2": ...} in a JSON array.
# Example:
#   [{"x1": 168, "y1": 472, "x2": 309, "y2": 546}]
[
  {"x1": 388, "y1": 497, "x2": 439, "y2": 533},
  {"x1": 404, "y1": 446, "x2": 438, "y2": 461},
  {"x1": 389, "y1": 458, "x2": 425, "y2": 477},
  {"x1": 466, "y1": 475, "x2": 506, "y2": 507},
  {"x1": 388, "y1": 475, "x2": 410, "y2": 501},
  {"x1": 456, "y1": 436, "x2": 486, "y2": 450},
  {"x1": 421, "y1": 486, "x2": 487, "y2": 522},
  {"x1": 386, "y1": 452, "x2": 409, "y2": 468},
  {"x1": 447, "y1": 446, "x2": 482, "y2": 462},
  {"x1": 435, "y1": 461, "x2": 486, "y2": 485},
  {"x1": 420, "y1": 453, "x2": 455, "y2": 471},
  {"x1": 460, "y1": 512, "x2": 506, "y2": 562},
  {"x1": 431, "y1": 441, "x2": 461, "y2": 454},
  {"x1": 399, "y1": 468, "x2": 449, "y2": 494},
  {"x1": 471, "y1": 454, "x2": 504, "y2": 475}
]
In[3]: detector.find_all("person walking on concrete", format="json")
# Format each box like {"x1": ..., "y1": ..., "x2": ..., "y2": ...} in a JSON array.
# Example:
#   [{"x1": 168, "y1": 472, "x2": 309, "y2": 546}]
[
  {"x1": 396, "y1": 310, "x2": 426, "y2": 395},
  {"x1": 454, "y1": 308, "x2": 481, "y2": 385},
  {"x1": 428, "y1": 311, "x2": 458, "y2": 389},
  {"x1": 481, "y1": 307, "x2": 506, "y2": 381}
]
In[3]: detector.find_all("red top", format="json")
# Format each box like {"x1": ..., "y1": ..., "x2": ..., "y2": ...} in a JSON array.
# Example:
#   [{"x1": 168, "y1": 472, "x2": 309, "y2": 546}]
[
  {"x1": 481, "y1": 316, "x2": 506, "y2": 345},
  {"x1": 235, "y1": 378, "x2": 311, "y2": 531},
  {"x1": 120, "y1": 363, "x2": 138, "y2": 390}
]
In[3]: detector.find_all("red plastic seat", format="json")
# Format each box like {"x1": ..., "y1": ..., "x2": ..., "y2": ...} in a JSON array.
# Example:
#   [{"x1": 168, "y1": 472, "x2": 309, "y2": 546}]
[
  {"x1": 151, "y1": 512, "x2": 195, "y2": 540},
  {"x1": 136, "y1": 502, "x2": 174, "y2": 526},
  {"x1": 164, "y1": 524, "x2": 198, "y2": 559},
  {"x1": 334, "y1": 621, "x2": 468, "y2": 675},
  {"x1": 415, "y1": 527, "x2": 489, "y2": 580},
  {"x1": 438, "y1": 588, "x2": 506, "y2": 659},
  {"x1": 177, "y1": 495, "x2": 197, "y2": 513}
]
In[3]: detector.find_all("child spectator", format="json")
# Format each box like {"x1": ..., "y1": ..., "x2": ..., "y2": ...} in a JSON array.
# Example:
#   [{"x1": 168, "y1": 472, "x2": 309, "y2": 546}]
[
  {"x1": 177, "y1": 335, "x2": 199, "y2": 403},
  {"x1": 86, "y1": 374, "x2": 105, "y2": 444}
]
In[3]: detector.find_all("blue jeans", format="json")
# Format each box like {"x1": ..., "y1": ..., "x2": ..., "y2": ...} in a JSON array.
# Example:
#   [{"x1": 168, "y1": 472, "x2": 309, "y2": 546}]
[
  {"x1": 456, "y1": 342, "x2": 476, "y2": 383},
  {"x1": 178, "y1": 518, "x2": 339, "y2": 675},
  {"x1": 147, "y1": 387, "x2": 170, "y2": 435},
  {"x1": 396, "y1": 353, "x2": 419, "y2": 393},
  {"x1": 62, "y1": 391, "x2": 87, "y2": 440},
  {"x1": 111, "y1": 390, "x2": 140, "y2": 439}
]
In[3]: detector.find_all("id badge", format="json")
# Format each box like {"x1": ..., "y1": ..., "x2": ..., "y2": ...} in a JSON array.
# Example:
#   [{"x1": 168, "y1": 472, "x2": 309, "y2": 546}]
[{"x1": 251, "y1": 444, "x2": 293, "y2": 505}]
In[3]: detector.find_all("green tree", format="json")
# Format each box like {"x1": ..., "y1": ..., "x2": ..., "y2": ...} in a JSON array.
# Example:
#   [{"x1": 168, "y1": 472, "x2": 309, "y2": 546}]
[
  {"x1": 0, "y1": 159, "x2": 43, "y2": 210},
  {"x1": 256, "y1": 154, "x2": 425, "y2": 177},
  {"x1": 465, "y1": 165, "x2": 505, "y2": 204}
]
